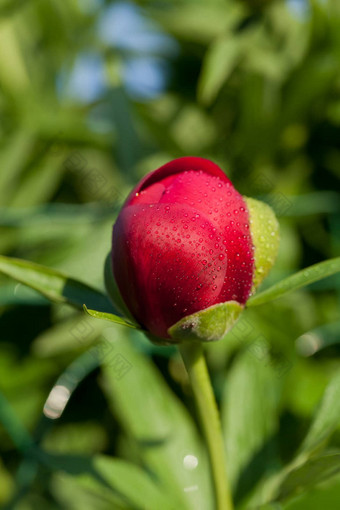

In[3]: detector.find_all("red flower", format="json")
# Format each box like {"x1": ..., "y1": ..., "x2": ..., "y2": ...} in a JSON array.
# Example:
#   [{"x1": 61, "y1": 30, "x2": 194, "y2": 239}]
[{"x1": 111, "y1": 157, "x2": 256, "y2": 340}]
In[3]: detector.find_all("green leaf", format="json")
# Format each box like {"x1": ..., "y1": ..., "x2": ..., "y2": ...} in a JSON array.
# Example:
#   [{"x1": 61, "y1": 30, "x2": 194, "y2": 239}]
[
  {"x1": 0, "y1": 130, "x2": 35, "y2": 206},
  {"x1": 52, "y1": 473, "x2": 128, "y2": 510},
  {"x1": 272, "y1": 472, "x2": 340, "y2": 510},
  {"x1": 0, "y1": 391, "x2": 34, "y2": 452},
  {"x1": 0, "y1": 281, "x2": 48, "y2": 306},
  {"x1": 297, "y1": 371, "x2": 340, "y2": 458},
  {"x1": 168, "y1": 301, "x2": 244, "y2": 343},
  {"x1": 198, "y1": 35, "x2": 240, "y2": 105},
  {"x1": 0, "y1": 255, "x2": 112, "y2": 312},
  {"x1": 266, "y1": 373, "x2": 340, "y2": 506},
  {"x1": 221, "y1": 350, "x2": 280, "y2": 498},
  {"x1": 10, "y1": 150, "x2": 66, "y2": 208},
  {"x1": 39, "y1": 452, "x2": 177, "y2": 510},
  {"x1": 100, "y1": 332, "x2": 214, "y2": 510},
  {"x1": 32, "y1": 313, "x2": 106, "y2": 357},
  {"x1": 247, "y1": 257, "x2": 340, "y2": 307},
  {"x1": 153, "y1": 4, "x2": 235, "y2": 44},
  {"x1": 275, "y1": 453, "x2": 340, "y2": 502},
  {"x1": 83, "y1": 305, "x2": 138, "y2": 330}
]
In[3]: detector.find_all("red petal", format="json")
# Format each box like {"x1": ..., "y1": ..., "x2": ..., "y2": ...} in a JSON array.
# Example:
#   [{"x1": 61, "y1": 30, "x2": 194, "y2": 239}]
[
  {"x1": 112, "y1": 203, "x2": 228, "y2": 338},
  {"x1": 126, "y1": 157, "x2": 231, "y2": 206}
]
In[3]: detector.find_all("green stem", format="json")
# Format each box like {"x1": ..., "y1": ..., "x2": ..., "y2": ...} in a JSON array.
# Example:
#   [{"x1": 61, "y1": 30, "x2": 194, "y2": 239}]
[{"x1": 179, "y1": 342, "x2": 233, "y2": 510}]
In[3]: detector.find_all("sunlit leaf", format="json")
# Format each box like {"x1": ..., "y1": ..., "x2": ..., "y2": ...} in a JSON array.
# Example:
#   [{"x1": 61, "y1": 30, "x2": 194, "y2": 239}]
[
  {"x1": 39, "y1": 452, "x2": 177, "y2": 510},
  {"x1": 100, "y1": 332, "x2": 214, "y2": 510},
  {"x1": 221, "y1": 350, "x2": 280, "y2": 500},
  {"x1": 198, "y1": 35, "x2": 240, "y2": 105},
  {"x1": 52, "y1": 472, "x2": 128, "y2": 510},
  {"x1": 297, "y1": 371, "x2": 340, "y2": 458},
  {"x1": 275, "y1": 453, "x2": 340, "y2": 502},
  {"x1": 271, "y1": 472, "x2": 340, "y2": 510},
  {"x1": 0, "y1": 255, "x2": 113, "y2": 312},
  {"x1": 248, "y1": 258, "x2": 340, "y2": 307}
]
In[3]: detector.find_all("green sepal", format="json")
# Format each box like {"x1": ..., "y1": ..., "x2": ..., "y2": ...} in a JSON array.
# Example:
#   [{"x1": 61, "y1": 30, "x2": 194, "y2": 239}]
[
  {"x1": 104, "y1": 252, "x2": 136, "y2": 323},
  {"x1": 83, "y1": 305, "x2": 139, "y2": 330},
  {"x1": 144, "y1": 332, "x2": 175, "y2": 347},
  {"x1": 244, "y1": 197, "x2": 280, "y2": 291},
  {"x1": 168, "y1": 301, "x2": 244, "y2": 343}
]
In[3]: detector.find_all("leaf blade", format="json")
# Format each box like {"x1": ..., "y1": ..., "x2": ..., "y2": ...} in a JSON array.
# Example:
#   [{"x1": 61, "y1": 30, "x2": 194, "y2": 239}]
[
  {"x1": 221, "y1": 350, "x2": 280, "y2": 499},
  {"x1": 100, "y1": 332, "x2": 214, "y2": 510},
  {"x1": 275, "y1": 453, "x2": 340, "y2": 502},
  {"x1": 247, "y1": 257, "x2": 340, "y2": 307},
  {"x1": 0, "y1": 255, "x2": 112, "y2": 313},
  {"x1": 298, "y1": 371, "x2": 340, "y2": 458},
  {"x1": 39, "y1": 452, "x2": 176, "y2": 510}
]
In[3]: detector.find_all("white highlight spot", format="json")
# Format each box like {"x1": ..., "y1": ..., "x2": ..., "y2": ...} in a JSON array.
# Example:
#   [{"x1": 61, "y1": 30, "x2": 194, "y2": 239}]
[
  {"x1": 296, "y1": 333, "x2": 320, "y2": 357},
  {"x1": 183, "y1": 454, "x2": 199, "y2": 470},
  {"x1": 184, "y1": 485, "x2": 198, "y2": 493},
  {"x1": 43, "y1": 385, "x2": 71, "y2": 419}
]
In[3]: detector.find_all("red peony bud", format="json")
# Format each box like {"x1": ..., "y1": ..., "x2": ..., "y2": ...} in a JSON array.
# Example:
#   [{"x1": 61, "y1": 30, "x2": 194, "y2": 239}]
[{"x1": 111, "y1": 157, "x2": 277, "y2": 342}]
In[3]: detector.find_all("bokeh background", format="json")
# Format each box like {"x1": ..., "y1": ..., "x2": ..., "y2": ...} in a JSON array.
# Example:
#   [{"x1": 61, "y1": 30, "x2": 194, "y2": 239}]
[{"x1": 0, "y1": 0, "x2": 339, "y2": 508}]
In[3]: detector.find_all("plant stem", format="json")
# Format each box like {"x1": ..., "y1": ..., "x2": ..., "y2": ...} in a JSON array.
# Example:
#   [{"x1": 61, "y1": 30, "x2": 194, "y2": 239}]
[{"x1": 179, "y1": 341, "x2": 233, "y2": 510}]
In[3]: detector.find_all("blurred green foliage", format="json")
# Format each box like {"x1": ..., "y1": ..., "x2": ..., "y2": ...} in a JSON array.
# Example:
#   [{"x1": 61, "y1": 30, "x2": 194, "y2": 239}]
[{"x1": 0, "y1": 0, "x2": 339, "y2": 508}]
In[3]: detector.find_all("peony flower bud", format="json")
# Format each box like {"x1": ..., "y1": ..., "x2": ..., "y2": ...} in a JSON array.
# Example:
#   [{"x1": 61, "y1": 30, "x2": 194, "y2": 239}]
[{"x1": 110, "y1": 157, "x2": 279, "y2": 344}]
